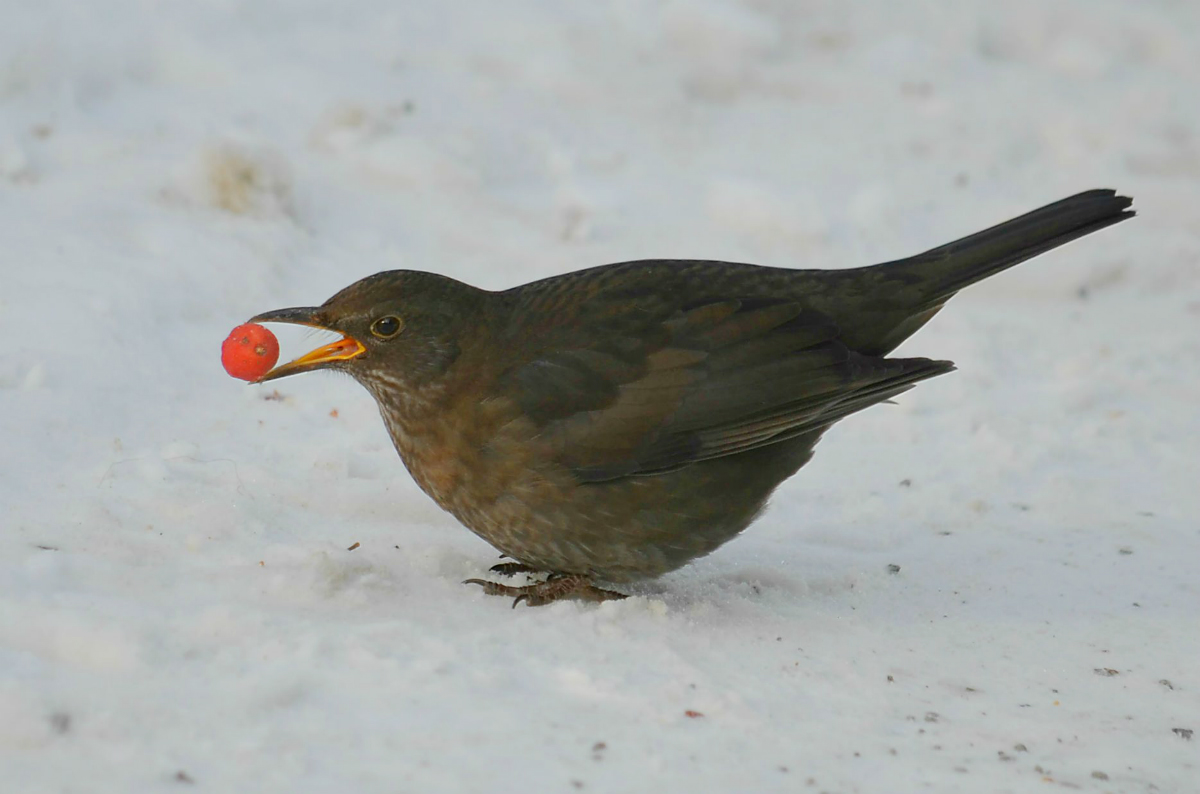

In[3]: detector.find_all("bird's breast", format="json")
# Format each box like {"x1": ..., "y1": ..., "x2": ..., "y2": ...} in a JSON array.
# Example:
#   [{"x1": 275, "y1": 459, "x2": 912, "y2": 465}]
[{"x1": 377, "y1": 391, "x2": 550, "y2": 518}]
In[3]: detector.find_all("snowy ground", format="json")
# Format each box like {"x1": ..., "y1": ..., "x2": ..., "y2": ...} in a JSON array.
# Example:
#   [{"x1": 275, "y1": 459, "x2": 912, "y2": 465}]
[{"x1": 2, "y1": 1, "x2": 1198, "y2": 792}]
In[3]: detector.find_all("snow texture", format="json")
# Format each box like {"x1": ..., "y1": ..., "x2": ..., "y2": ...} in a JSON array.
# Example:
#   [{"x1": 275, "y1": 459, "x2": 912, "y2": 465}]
[{"x1": 2, "y1": 1, "x2": 1198, "y2": 792}]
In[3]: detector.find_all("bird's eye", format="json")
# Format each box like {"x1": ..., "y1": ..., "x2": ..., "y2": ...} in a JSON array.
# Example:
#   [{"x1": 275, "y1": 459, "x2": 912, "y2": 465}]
[{"x1": 370, "y1": 315, "x2": 403, "y2": 339}]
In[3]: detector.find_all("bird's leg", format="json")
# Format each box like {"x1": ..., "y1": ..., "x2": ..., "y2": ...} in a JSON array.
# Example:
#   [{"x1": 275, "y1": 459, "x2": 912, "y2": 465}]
[
  {"x1": 488, "y1": 562, "x2": 543, "y2": 577},
  {"x1": 463, "y1": 573, "x2": 628, "y2": 608}
]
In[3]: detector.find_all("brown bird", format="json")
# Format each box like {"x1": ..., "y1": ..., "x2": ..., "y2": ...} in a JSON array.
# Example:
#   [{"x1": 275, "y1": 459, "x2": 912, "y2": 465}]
[{"x1": 248, "y1": 189, "x2": 1133, "y2": 606}]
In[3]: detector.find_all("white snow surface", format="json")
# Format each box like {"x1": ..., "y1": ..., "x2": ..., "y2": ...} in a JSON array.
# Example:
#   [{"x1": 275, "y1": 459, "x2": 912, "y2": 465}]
[{"x1": 2, "y1": 1, "x2": 1198, "y2": 792}]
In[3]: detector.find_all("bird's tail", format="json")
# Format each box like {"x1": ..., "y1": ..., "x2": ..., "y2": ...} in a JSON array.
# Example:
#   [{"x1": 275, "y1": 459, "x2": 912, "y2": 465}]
[{"x1": 890, "y1": 188, "x2": 1135, "y2": 301}]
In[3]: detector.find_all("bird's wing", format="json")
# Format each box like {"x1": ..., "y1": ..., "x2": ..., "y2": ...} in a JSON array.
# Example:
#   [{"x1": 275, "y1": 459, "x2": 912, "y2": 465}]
[{"x1": 497, "y1": 298, "x2": 952, "y2": 482}]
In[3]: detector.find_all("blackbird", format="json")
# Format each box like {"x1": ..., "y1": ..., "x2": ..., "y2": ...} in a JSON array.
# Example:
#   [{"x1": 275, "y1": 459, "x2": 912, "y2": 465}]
[{"x1": 249, "y1": 189, "x2": 1133, "y2": 606}]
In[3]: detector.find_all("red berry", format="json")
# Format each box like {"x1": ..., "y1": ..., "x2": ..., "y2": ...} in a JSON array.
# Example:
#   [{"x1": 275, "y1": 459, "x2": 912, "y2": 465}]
[{"x1": 222, "y1": 323, "x2": 280, "y2": 381}]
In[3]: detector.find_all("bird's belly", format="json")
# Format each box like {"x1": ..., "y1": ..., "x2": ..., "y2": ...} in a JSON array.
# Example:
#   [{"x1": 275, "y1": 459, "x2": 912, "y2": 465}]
[
  {"x1": 393, "y1": 408, "x2": 819, "y2": 581},
  {"x1": 443, "y1": 441, "x2": 815, "y2": 582}
]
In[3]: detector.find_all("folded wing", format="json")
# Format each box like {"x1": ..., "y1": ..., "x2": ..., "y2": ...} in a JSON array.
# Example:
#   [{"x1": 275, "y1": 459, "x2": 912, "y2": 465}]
[{"x1": 499, "y1": 298, "x2": 953, "y2": 483}]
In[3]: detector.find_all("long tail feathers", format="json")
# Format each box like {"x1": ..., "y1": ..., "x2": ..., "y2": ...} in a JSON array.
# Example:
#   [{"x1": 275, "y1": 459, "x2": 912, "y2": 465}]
[{"x1": 898, "y1": 189, "x2": 1135, "y2": 301}]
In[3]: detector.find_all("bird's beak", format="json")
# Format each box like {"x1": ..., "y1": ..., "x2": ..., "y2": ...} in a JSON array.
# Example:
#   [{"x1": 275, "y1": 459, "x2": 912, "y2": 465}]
[{"x1": 247, "y1": 306, "x2": 366, "y2": 383}]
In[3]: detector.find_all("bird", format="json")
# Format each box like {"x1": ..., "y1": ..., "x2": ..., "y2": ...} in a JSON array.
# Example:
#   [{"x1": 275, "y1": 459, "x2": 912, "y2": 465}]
[{"x1": 247, "y1": 189, "x2": 1134, "y2": 606}]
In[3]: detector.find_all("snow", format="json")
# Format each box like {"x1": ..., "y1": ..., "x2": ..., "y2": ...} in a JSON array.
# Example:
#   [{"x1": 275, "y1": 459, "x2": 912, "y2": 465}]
[{"x1": 2, "y1": 0, "x2": 1198, "y2": 791}]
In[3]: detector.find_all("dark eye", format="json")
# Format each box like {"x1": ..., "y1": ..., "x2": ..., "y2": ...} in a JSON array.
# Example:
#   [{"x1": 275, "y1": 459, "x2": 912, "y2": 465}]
[{"x1": 370, "y1": 315, "x2": 403, "y2": 338}]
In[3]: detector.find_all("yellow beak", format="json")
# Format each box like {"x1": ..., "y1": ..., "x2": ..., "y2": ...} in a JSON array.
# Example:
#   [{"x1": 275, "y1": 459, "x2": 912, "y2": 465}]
[{"x1": 247, "y1": 306, "x2": 366, "y2": 383}]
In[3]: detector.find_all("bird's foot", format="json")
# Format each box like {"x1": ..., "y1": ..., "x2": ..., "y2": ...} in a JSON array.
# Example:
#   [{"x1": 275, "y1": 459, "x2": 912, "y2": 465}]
[
  {"x1": 488, "y1": 562, "x2": 543, "y2": 577},
  {"x1": 463, "y1": 573, "x2": 628, "y2": 608}
]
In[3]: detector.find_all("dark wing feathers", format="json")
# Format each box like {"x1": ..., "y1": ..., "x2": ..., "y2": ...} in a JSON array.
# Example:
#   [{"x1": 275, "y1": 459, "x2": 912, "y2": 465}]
[
  {"x1": 507, "y1": 353, "x2": 617, "y2": 421},
  {"x1": 499, "y1": 298, "x2": 952, "y2": 483},
  {"x1": 595, "y1": 350, "x2": 952, "y2": 480}
]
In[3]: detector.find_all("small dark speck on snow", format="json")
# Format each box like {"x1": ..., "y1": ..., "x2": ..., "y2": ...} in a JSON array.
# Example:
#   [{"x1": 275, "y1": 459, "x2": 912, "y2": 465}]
[{"x1": 1173, "y1": 728, "x2": 1193, "y2": 740}]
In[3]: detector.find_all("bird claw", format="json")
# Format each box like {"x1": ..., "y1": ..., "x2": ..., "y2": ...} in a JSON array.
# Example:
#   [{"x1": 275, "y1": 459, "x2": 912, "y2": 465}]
[
  {"x1": 463, "y1": 574, "x2": 628, "y2": 607},
  {"x1": 488, "y1": 562, "x2": 542, "y2": 577}
]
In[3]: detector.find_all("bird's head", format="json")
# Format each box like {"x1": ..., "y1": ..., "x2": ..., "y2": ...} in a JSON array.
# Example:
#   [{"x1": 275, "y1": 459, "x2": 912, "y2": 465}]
[{"x1": 249, "y1": 270, "x2": 484, "y2": 392}]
